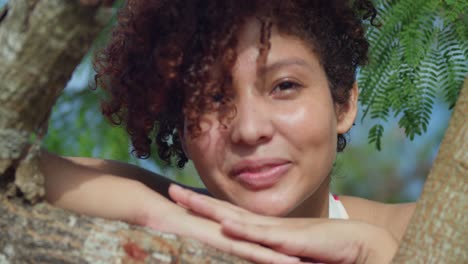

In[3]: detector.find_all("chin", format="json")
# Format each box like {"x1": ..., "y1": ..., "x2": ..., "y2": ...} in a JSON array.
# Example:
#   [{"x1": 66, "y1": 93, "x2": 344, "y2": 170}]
[
  {"x1": 251, "y1": 206, "x2": 291, "y2": 217},
  {"x1": 240, "y1": 197, "x2": 294, "y2": 217}
]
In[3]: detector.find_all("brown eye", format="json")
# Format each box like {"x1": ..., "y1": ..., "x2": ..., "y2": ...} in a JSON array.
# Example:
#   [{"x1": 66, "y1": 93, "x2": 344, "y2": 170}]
[{"x1": 272, "y1": 80, "x2": 302, "y2": 94}]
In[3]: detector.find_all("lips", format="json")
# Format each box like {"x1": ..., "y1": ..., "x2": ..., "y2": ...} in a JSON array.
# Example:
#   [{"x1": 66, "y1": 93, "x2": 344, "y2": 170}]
[{"x1": 229, "y1": 159, "x2": 291, "y2": 190}]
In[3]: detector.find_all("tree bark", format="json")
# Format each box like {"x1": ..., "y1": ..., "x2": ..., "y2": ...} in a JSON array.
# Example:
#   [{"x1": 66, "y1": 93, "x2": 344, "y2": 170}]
[
  {"x1": 392, "y1": 77, "x2": 468, "y2": 263},
  {"x1": 0, "y1": 0, "x2": 104, "y2": 202},
  {"x1": 0, "y1": 196, "x2": 249, "y2": 263}
]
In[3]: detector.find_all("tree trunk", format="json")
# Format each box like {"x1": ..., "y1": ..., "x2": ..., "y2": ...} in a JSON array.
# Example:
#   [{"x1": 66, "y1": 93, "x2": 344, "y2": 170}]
[
  {"x1": 392, "y1": 77, "x2": 468, "y2": 263},
  {"x1": 0, "y1": 1, "x2": 249, "y2": 263},
  {"x1": 0, "y1": 196, "x2": 248, "y2": 263},
  {"x1": 0, "y1": 0, "x2": 103, "y2": 202}
]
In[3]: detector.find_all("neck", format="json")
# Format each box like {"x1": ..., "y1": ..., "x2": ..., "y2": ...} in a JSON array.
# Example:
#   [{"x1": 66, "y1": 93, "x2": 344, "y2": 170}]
[{"x1": 287, "y1": 176, "x2": 330, "y2": 218}]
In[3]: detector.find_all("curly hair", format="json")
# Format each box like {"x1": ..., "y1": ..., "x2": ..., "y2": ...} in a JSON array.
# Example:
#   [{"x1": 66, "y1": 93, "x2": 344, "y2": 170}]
[{"x1": 94, "y1": 0, "x2": 377, "y2": 168}]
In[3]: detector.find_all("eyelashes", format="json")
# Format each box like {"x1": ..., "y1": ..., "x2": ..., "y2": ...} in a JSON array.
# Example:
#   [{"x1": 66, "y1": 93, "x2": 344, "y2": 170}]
[
  {"x1": 208, "y1": 78, "x2": 303, "y2": 103},
  {"x1": 272, "y1": 80, "x2": 301, "y2": 91},
  {"x1": 271, "y1": 79, "x2": 303, "y2": 98}
]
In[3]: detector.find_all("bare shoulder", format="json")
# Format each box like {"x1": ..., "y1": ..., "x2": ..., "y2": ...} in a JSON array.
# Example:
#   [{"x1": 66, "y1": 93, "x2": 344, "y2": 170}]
[{"x1": 340, "y1": 195, "x2": 416, "y2": 241}]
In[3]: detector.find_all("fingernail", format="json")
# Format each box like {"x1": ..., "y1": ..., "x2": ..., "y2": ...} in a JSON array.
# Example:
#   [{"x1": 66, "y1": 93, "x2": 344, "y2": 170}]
[{"x1": 170, "y1": 184, "x2": 183, "y2": 192}]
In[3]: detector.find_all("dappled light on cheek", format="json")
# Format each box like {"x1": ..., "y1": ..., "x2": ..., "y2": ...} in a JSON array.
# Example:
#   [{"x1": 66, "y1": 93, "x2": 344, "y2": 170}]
[
  {"x1": 276, "y1": 106, "x2": 306, "y2": 128},
  {"x1": 186, "y1": 117, "x2": 216, "y2": 152},
  {"x1": 186, "y1": 116, "x2": 229, "y2": 170}
]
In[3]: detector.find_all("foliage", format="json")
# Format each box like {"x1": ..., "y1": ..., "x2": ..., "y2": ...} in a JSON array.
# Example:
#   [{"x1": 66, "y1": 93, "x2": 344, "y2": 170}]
[
  {"x1": 359, "y1": 0, "x2": 467, "y2": 150},
  {"x1": 331, "y1": 102, "x2": 451, "y2": 202}
]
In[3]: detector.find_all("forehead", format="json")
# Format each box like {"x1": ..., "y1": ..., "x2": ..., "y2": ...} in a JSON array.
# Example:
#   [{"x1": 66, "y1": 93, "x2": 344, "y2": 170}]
[{"x1": 232, "y1": 19, "x2": 321, "y2": 78}]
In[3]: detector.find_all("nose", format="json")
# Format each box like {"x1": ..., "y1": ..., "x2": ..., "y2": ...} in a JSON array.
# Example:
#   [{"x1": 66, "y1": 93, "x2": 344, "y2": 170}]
[{"x1": 229, "y1": 95, "x2": 274, "y2": 146}]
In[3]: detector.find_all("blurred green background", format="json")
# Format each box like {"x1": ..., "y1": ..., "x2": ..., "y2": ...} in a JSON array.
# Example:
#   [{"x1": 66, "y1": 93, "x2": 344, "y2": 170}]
[{"x1": 2, "y1": 0, "x2": 462, "y2": 203}]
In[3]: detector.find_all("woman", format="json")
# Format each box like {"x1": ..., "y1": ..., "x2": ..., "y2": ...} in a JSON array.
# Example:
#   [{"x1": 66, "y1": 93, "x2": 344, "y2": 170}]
[{"x1": 40, "y1": 0, "x2": 415, "y2": 263}]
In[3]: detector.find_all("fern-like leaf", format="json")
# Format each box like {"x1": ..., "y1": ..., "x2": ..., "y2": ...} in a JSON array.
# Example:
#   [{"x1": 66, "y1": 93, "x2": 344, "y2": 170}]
[{"x1": 358, "y1": 0, "x2": 467, "y2": 149}]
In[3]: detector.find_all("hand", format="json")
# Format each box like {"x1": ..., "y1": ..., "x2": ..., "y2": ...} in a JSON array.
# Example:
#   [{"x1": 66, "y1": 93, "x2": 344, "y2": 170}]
[
  {"x1": 168, "y1": 184, "x2": 281, "y2": 225},
  {"x1": 170, "y1": 184, "x2": 398, "y2": 264},
  {"x1": 220, "y1": 218, "x2": 398, "y2": 264},
  {"x1": 139, "y1": 186, "x2": 302, "y2": 264}
]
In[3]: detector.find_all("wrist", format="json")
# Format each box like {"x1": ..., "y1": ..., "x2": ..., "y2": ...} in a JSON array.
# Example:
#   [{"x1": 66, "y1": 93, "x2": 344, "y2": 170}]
[
  {"x1": 127, "y1": 181, "x2": 152, "y2": 226},
  {"x1": 360, "y1": 225, "x2": 398, "y2": 264},
  {"x1": 132, "y1": 182, "x2": 174, "y2": 229}
]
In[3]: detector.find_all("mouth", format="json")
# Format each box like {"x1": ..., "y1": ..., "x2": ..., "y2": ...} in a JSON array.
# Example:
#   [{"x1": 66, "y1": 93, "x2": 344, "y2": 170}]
[{"x1": 229, "y1": 159, "x2": 292, "y2": 190}]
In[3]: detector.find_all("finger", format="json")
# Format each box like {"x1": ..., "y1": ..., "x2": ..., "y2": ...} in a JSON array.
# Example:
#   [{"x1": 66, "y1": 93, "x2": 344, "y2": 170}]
[
  {"x1": 169, "y1": 184, "x2": 283, "y2": 226},
  {"x1": 169, "y1": 184, "x2": 248, "y2": 223},
  {"x1": 221, "y1": 219, "x2": 321, "y2": 259},
  {"x1": 177, "y1": 213, "x2": 300, "y2": 264},
  {"x1": 231, "y1": 243, "x2": 301, "y2": 264},
  {"x1": 178, "y1": 185, "x2": 282, "y2": 225},
  {"x1": 169, "y1": 184, "x2": 202, "y2": 208},
  {"x1": 218, "y1": 238, "x2": 300, "y2": 264},
  {"x1": 170, "y1": 184, "x2": 238, "y2": 211},
  {"x1": 169, "y1": 184, "x2": 209, "y2": 206},
  {"x1": 225, "y1": 220, "x2": 371, "y2": 263},
  {"x1": 221, "y1": 220, "x2": 286, "y2": 250}
]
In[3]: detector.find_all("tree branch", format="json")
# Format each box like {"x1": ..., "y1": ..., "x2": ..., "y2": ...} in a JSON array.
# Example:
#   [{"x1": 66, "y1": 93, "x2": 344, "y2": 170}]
[
  {"x1": 392, "y1": 78, "x2": 468, "y2": 262},
  {"x1": 0, "y1": 0, "x2": 104, "y2": 202},
  {"x1": 0, "y1": 196, "x2": 249, "y2": 263}
]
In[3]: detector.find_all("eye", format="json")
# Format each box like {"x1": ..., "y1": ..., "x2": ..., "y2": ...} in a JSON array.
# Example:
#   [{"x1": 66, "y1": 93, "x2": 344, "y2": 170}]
[{"x1": 271, "y1": 80, "x2": 302, "y2": 96}]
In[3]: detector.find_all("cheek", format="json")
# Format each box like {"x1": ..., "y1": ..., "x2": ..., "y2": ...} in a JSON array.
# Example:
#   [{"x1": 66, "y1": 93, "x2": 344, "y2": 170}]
[
  {"x1": 186, "y1": 131, "x2": 233, "y2": 200},
  {"x1": 184, "y1": 114, "x2": 221, "y2": 157},
  {"x1": 184, "y1": 121, "x2": 227, "y2": 180},
  {"x1": 275, "y1": 101, "x2": 337, "y2": 149}
]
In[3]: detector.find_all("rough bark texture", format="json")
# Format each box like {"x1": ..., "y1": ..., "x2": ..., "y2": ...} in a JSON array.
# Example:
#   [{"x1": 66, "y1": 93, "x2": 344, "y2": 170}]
[
  {"x1": 0, "y1": 1, "x2": 250, "y2": 263},
  {"x1": 0, "y1": 196, "x2": 249, "y2": 263},
  {"x1": 0, "y1": 0, "x2": 103, "y2": 203},
  {"x1": 392, "y1": 77, "x2": 468, "y2": 263}
]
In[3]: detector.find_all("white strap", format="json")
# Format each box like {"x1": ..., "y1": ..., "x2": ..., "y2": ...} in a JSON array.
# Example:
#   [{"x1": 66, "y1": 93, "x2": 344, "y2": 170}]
[{"x1": 329, "y1": 193, "x2": 349, "y2": 219}]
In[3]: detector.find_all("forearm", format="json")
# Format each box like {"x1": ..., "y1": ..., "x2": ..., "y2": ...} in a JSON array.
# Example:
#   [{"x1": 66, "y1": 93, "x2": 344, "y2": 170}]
[
  {"x1": 357, "y1": 224, "x2": 398, "y2": 264},
  {"x1": 59, "y1": 154, "x2": 173, "y2": 198},
  {"x1": 39, "y1": 151, "x2": 171, "y2": 225}
]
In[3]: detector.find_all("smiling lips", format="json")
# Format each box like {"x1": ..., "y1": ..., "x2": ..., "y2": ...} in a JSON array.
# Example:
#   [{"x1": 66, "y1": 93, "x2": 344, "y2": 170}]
[{"x1": 229, "y1": 159, "x2": 292, "y2": 190}]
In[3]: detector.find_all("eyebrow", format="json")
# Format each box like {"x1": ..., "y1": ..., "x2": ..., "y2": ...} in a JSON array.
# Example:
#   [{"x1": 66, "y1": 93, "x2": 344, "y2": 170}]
[{"x1": 261, "y1": 58, "x2": 313, "y2": 74}]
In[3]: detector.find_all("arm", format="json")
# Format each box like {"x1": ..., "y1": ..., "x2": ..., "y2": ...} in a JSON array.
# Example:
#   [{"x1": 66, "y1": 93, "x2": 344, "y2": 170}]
[
  {"x1": 340, "y1": 196, "x2": 416, "y2": 241},
  {"x1": 39, "y1": 150, "x2": 176, "y2": 225},
  {"x1": 170, "y1": 185, "x2": 399, "y2": 264},
  {"x1": 57, "y1": 153, "x2": 176, "y2": 198},
  {"x1": 40, "y1": 151, "x2": 300, "y2": 264}
]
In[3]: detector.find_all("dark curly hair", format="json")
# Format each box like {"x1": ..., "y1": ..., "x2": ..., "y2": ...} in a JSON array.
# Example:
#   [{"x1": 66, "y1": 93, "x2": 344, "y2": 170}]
[{"x1": 94, "y1": 0, "x2": 377, "y2": 168}]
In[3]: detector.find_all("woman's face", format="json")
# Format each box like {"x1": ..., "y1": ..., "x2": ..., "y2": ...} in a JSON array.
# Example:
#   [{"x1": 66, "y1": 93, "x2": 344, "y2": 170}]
[{"x1": 183, "y1": 20, "x2": 357, "y2": 217}]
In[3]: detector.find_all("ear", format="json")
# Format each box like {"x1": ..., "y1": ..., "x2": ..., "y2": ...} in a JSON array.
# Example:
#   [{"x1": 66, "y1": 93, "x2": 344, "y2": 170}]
[
  {"x1": 336, "y1": 81, "x2": 358, "y2": 134},
  {"x1": 178, "y1": 128, "x2": 191, "y2": 160}
]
